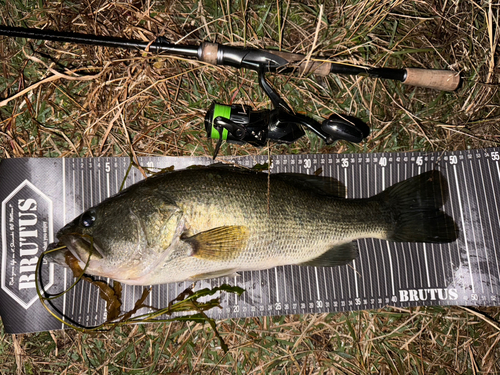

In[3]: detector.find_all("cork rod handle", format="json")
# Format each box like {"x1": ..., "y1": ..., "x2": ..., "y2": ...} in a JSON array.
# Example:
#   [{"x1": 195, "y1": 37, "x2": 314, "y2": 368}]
[{"x1": 403, "y1": 68, "x2": 461, "y2": 92}]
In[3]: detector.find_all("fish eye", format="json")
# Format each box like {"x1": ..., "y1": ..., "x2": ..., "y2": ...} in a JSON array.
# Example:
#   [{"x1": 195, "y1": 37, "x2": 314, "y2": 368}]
[{"x1": 80, "y1": 209, "x2": 97, "y2": 228}]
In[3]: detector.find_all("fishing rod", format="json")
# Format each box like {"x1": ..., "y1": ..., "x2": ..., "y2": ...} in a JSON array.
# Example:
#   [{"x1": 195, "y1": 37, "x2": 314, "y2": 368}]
[{"x1": 0, "y1": 26, "x2": 461, "y2": 156}]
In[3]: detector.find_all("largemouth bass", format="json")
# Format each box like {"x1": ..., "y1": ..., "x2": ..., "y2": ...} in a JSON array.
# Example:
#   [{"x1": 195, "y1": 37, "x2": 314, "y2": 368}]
[{"x1": 48, "y1": 167, "x2": 458, "y2": 285}]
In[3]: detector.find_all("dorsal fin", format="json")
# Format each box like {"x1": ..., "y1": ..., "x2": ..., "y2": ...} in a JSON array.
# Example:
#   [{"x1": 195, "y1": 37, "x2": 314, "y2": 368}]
[{"x1": 273, "y1": 173, "x2": 346, "y2": 197}]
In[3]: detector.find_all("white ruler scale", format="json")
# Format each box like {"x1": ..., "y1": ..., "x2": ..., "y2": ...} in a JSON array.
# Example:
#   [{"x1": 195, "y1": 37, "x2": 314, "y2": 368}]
[{"x1": 0, "y1": 148, "x2": 499, "y2": 333}]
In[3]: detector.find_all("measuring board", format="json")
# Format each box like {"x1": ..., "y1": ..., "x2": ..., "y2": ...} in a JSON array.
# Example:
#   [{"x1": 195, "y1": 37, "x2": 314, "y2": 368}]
[{"x1": 1, "y1": 148, "x2": 499, "y2": 334}]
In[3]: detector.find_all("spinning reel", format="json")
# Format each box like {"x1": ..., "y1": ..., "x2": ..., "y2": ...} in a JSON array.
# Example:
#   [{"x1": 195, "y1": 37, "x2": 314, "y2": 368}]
[{"x1": 205, "y1": 68, "x2": 370, "y2": 158}]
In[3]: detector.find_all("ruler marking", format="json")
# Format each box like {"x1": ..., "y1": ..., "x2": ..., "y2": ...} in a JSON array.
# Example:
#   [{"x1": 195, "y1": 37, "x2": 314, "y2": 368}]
[
  {"x1": 486, "y1": 158, "x2": 500, "y2": 294},
  {"x1": 471, "y1": 157, "x2": 493, "y2": 295},
  {"x1": 433, "y1": 160, "x2": 451, "y2": 286},
  {"x1": 79, "y1": 167, "x2": 86, "y2": 322},
  {"x1": 443, "y1": 161, "x2": 460, "y2": 290},
  {"x1": 336, "y1": 162, "x2": 344, "y2": 301},
  {"x1": 436, "y1": 156, "x2": 448, "y2": 286},
  {"x1": 266, "y1": 269, "x2": 271, "y2": 309},
  {"x1": 386, "y1": 242, "x2": 395, "y2": 297},
  {"x1": 97, "y1": 164, "x2": 104, "y2": 319},
  {"x1": 403, "y1": 162, "x2": 411, "y2": 291},
  {"x1": 373, "y1": 161, "x2": 383, "y2": 300},
  {"x1": 487, "y1": 162, "x2": 500, "y2": 294},
  {"x1": 314, "y1": 267, "x2": 321, "y2": 301},
  {"x1": 386, "y1": 162, "x2": 396, "y2": 296},
  {"x1": 115, "y1": 161, "x2": 119, "y2": 194},
  {"x1": 70, "y1": 163, "x2": 76, "y2": 319},
  {"x1": 322, "y1": 268, "x2": 329, "y2": 301},
  {"x1": 379, "y1": 160, "x2": 387, "y2": 297},
  {"x1": 88, "y1": 162, "x2": 95, "y2": 321},
  {"x1": 365, "y1": 242, "x2": 373, "y2": 299},
  {"x1": 419, "y1": 157, "x2": 432, "y2": 288},
  {"x1": 465, "y1": 155, "x2": 485, "y2": 294},
  {"x1": 395, "y1": 154, "x2": 403, "y2": 290},
  {"x1": 356, "y1": 161, "x2": 365, "y2": 300},
  {"x1": 411, "y1": 162, "x2": 421, "y2": 298},
  {"x1": 305, "y1": 267, "x2": 312, "y2": 306},
  {"x1": 363, "y1": 161, "x2": 374, "y2": 301},
  {"x1": 281, "y1": 267, "x2": 286, "y2": 309},
  {"x1": 345, "y1": 164, "x2": 359, "y2": 300},
  {"x1": 475, "y1": 160, "x2": 495, "y2": 295},
  {"x1": 453, "y1": 164, "x2": 475, "y2": 293},
  {"x1": 352, "y1": 260, "x2": 359, "y2": 299},
  {"x1": 98, "y1": 168, "x2": 102, "y2": 203},
  {"x1": 423, "y1": 243, "x2": 431, "y2": 287},
  {"x1": 274, "y1": 268, "x2": 280, "y2": 303},
  {"x1": 329, "y1": 268, "x2": 336, "y2": 300},
  {"x1": 298, "y1": 267, "x2": 304, "y2": 306},
  {"x1": 479, "y1": 161, "x2": 496, "y2": 295},
  {"x1": 290, "y1": 266, "x2": 296, "y2": 304},
  {"x1": 61, "y1": 158, "x2": 67, "y2": 328},
  {"x1": 106, "y1": 161, "x2": 110, "y2": 198},
  {"x1": 344, "y1": 162, "x2": 356, "y2": 298},
  {"x1": 322, "y1": 157, "x2": 333, "y2": 302}
]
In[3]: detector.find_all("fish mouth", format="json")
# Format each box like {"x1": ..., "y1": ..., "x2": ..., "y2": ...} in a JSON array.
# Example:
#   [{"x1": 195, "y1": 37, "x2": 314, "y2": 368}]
[{"x1": 48, "y1": 234, "x2": 105, "y2": 269}]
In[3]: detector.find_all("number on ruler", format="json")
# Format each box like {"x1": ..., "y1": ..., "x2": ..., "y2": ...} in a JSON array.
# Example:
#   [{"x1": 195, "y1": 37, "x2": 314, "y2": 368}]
[
  {"x1": 379, "y1": 157, "x2": 387, "y2": 167},
  {"x1": 341, "y1": 158, "x2": 349, "y2": 168},
  {"x1": 416, "y1": 156, "x2": 423, "y2": 166},
  {"x1": 449, "y1": 155, "x2": 458, "y2": 165},
  {"x1": 492, "y1": 151, "x2": 500, "y2": 161},
  {"x1": 105, "y1": 162, "x2": 111, "y2": 173},
  {"x1": 304, "y1": 159, "x2": 312, "y2": 169}
]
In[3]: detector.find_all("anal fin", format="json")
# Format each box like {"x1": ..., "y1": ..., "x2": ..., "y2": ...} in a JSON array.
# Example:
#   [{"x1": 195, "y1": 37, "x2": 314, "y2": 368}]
[
  {"x1": 189, "y1": 269, "x2": 240, "y2": 281},
  {"x1": 298, "y1": 242, "x2": 358, "y2": 267}
]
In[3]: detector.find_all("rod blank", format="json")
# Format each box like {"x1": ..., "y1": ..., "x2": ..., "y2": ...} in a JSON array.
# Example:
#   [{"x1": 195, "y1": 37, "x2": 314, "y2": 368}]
[{"x1": 0, "y1": 25, "x2": 461, "y2": 91}]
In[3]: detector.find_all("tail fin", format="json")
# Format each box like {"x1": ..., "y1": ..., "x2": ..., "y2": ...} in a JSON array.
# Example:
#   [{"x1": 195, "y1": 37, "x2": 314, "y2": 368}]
[{"x1": 379, "y1": 170, "x2": 458, "y2": 243}]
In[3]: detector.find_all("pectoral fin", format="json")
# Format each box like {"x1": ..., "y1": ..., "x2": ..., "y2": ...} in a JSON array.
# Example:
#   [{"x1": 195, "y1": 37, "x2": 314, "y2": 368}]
[
  {"x1": 298, "y1": 242, "x2": 358, "y2": 267},
  {"x1": 182, "y1": 226, "x2": 249, "y2": 261}
]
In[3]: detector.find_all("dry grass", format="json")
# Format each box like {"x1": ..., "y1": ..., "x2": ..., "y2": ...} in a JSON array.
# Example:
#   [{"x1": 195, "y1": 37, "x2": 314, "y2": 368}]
[{"x1": 1, "y1": 0, "x2": 500, "y2": 373}]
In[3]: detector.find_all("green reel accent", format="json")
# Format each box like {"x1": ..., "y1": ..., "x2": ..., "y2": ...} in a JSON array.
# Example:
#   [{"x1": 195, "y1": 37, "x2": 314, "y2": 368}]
[{"x1": 210, "y1": 104, "x2": 231, "y2": 140}]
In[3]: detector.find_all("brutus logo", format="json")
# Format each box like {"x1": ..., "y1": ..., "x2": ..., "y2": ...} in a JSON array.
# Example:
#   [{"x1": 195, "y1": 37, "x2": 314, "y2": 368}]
[
  {"x1": 399, "y1": 288, "x2": 458, "y2": 303},
  {"x1": 2, "y1": 180, "x2": 54, "y2": 309}
]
